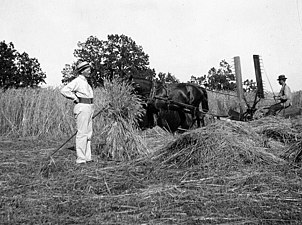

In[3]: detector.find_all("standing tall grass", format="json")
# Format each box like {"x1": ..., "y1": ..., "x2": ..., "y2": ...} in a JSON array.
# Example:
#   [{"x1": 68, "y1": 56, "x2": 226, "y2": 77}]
[
  {"x1": 0, "y1": 78, "x2": 149, "y2": 160},
  {"x1": 0, "y1": 79, "x2": 141, "y2": 139},
  {"x1": 0, "y1": 87, "x2": 74, "y2": 138},
  {"x1": 1, "y1": 85, "x2": 300, "y2": 138}
]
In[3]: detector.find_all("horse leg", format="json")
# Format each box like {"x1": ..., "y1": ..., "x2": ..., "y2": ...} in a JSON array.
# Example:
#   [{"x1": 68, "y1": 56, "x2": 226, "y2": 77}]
[
  {"x1": 188, "y1": 110, "x2": 197, "y2": 129},
  {"x1": 196, "y1": 107, "x2": 207, "y2": 127},
  {"x1": 190, "y1": 108, "x2": 202, "y2": 128},
  {"x1": 198, "y1": 110, "x2": 206, "y2": 127},
  {"x1": 153, "y1": 113, "x2": 158, "y2": 127},
  {"x1": 146, "y1": 103, "x2": 155, "y2": 128},
  {"x1": 196, "y1": 108, "x2": 202, "y2": 127},
  {"x1": 179, "y1": 110, "x2": 189, "y2": 130},
  {"x1": 200, "y1": 115, "x2": 205, "y2": 127},
  {"x1": 156, "y1": 110, "x2": 172, "y2": 132}
]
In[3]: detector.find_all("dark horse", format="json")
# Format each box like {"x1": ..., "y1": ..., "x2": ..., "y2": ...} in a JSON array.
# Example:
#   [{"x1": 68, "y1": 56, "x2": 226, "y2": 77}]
[
  {"x1": 128, "y1": 75, "x2": 157, "y2": 129},
  {"x1": 154, "y1": 83, "x2": 209, "y2": 132},
  {"x1": 128, "y1": 75, "x2": 209, "y2": 132}
]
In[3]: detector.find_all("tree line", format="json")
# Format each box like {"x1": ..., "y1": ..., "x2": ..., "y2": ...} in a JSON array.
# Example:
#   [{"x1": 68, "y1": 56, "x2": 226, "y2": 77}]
[
  {"x1": 0, "y1": 41, "x2": 46, "y2": 89},
  {"x1": 0, "y1": 35, "x2": 256, "y2": 91}
]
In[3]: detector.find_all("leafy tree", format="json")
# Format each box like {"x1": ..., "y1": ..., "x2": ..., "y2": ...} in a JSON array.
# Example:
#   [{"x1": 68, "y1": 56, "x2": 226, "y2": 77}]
[
  {"x1": 62, "y1": 34, "x2": 155, "y2": 87},
  {"x1": 243, "y1": 79, "x2": 257, "y2": 92},
  {"x1": 0, "y1": 41, "x2": 46, "y2": 89},
  {"x1": 189, "y1": 75, "x2": 204, "y2": 85},
  {"x1": 15, "y1": 52, "x2": 46, "y2": 88},
  {"x1": 70, "y1": 36, "x2": 106, "y2": 86},
  {"x1": 190, "y1": 60, "x2": 236, "y2": 91},
  {"x1": 61, "y1": 63, "x2": 77, "y2": 84},
  {"x1": 0, "y1": 41, "x2": 17, "y2": 88},
  {"x1": 104, "y1": 34, "x2": 152, "y2": 79},
  {"x1": 156, "y1": 72, "x2": 179, "y2": 84}
]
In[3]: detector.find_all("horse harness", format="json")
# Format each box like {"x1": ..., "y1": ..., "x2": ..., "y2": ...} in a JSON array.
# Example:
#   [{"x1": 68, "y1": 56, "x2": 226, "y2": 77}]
[{"x1": 152, "y1": 83, "x2": 206, "y2": 129}]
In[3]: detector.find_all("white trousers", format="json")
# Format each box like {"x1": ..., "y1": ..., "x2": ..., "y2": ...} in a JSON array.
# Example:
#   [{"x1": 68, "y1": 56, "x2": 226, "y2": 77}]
[{"x1": 74, "y1": 103, "x2": 94, "y2": 163}]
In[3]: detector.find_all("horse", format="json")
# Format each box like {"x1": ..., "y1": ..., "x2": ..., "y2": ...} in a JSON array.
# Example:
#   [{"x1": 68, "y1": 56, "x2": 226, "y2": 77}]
[
  {"x1": 154, "y1": 82, "x2": 209, "y2": 132},
  {"x1": 128, "y1": 75, "x2": 158, "y2": 129}
]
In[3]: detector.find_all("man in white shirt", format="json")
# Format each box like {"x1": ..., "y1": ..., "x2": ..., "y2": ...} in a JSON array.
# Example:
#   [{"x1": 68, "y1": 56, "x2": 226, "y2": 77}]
[
  {"x1": 61, "y1": 61, "x2": 94, "y2": 164},
  {"x1": 265, "y1": 75, "x2": 292, "y2": 116}
]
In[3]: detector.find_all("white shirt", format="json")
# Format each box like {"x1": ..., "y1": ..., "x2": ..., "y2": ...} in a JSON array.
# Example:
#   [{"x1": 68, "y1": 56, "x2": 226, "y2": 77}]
[
  {"x1": 60, "y1": 75, "x2": 93, "y2": 101},
  {"x1": 279, "y1": 84, "x2": 292, "y2": 106}
]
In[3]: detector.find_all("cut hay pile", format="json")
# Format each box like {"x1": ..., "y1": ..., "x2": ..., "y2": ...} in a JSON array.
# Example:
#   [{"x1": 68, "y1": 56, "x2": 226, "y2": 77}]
[
  {"x1": 92, "y1": 78, "x2": 150, "y2": 161},
  {"x1": 152, "y1": 120, "x2": 286, "y2": 170},
  {"x1": 140, "y1": 125, "x2": 175, "y2": 154},
  {"x1": 249, "y1": 116, "x2": 302, "y2": 163},
  {"x1": 281, "y1": 140, "x2": 302, "y2": 163},
  {"x1": 249, "y1": 116, "x2": 301, "y2": 144}
]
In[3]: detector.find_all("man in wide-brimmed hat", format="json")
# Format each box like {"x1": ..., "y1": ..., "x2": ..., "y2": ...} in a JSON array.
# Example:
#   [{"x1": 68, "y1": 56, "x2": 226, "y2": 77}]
[
  {"x1": 61, "y1": 61, "x2": 95, "y2": 164},
  {"x1": 265, "y1": 74, "x2": 292, "y2": 116}
]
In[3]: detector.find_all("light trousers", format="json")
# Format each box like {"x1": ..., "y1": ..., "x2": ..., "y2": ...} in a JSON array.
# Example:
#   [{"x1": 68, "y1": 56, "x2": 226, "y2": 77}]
[{"x1": 74, "y1": 103, "x2": 94, "y2": 163}]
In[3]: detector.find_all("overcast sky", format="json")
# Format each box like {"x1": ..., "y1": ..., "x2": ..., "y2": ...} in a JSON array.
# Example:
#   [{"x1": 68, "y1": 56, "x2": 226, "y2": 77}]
[{"x1": 1, "y1": 0, "x2": 302, "y2": 91}]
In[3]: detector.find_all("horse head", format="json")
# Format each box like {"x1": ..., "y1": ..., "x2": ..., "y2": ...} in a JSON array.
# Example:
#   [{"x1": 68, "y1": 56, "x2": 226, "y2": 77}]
[{"x1": 127, "y1": 75, "x2": 159, "y2": 129}]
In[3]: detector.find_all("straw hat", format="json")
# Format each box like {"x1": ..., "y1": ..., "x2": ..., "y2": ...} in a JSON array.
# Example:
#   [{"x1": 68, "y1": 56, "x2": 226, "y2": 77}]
[{"x1": 76, "y1": 61, "x2": 91, "y2": 73}]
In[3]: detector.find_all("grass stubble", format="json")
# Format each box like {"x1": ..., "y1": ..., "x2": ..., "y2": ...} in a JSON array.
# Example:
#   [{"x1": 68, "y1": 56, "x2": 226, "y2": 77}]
[{"x1": 1, "y1": 116, "x2": 302, "y2": 224}]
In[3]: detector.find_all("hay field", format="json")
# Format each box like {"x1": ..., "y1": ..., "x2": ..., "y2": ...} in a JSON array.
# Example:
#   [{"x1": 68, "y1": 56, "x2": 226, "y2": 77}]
[
  {"x1": 1, "y1": 117, "x2": 302, "y2": 224},
  {"x1": 1, "y1": 83, "x2": 302, "y2": 224}
]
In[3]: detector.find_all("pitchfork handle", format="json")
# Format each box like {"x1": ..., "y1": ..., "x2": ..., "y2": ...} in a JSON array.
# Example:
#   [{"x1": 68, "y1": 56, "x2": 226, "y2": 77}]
[{"x1": 45, "y1": 106, "x2": 108, "y2": 160}]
